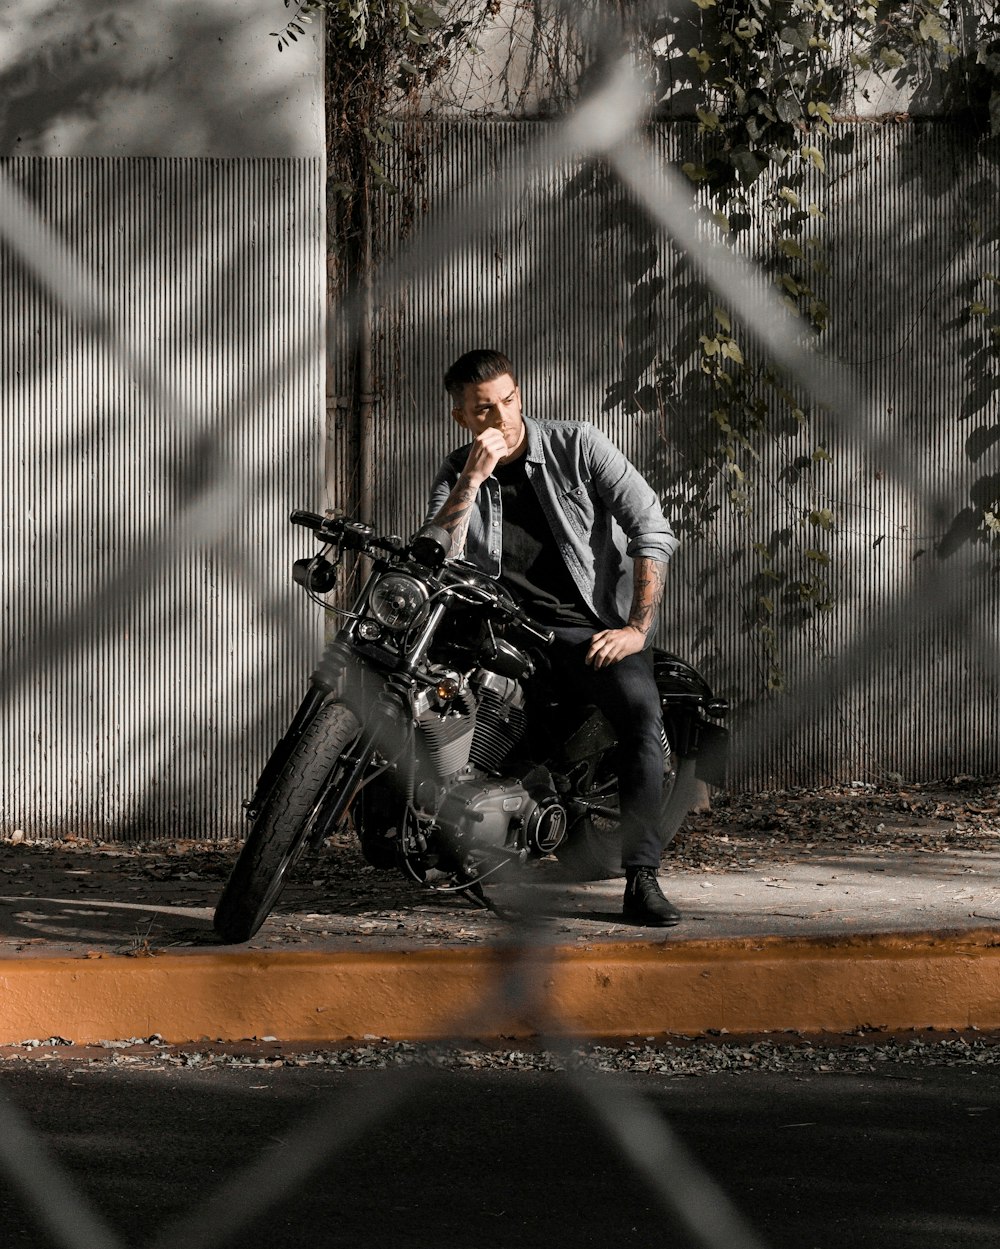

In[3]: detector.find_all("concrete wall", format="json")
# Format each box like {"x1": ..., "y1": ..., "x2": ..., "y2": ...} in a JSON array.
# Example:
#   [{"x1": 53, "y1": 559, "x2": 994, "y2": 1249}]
[{"x1": 0, "y1": 0, "x2": 324, "y2": 156}]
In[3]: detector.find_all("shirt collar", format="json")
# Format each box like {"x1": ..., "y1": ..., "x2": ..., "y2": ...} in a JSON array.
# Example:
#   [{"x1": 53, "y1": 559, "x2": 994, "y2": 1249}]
[{"x1": 524, "y1": 415, "x2": 545, "y2": 465}]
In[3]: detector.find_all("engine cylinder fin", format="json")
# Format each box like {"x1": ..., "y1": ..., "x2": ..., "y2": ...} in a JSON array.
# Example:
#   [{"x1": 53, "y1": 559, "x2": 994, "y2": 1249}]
[
  {"x1": 416, "y1": 689, "x2": 477, "y2": 778},
  {"x1": 469, "y1": 688, "x2": 526, "y2": 772}
]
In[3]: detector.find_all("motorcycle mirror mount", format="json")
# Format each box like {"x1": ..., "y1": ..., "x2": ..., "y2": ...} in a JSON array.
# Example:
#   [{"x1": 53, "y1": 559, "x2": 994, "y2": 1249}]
[{"x1": 409, "y1": 524, "x2": 451, "y2": 569}]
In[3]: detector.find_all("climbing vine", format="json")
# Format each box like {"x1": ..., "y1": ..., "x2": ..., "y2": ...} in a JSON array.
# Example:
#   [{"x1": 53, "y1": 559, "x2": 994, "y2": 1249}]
[
  {"x1": 273, "y1": 1, "x2": 491, "y2": 279},
  {"x1": 579, "y1": 0, "x2": 1000, "y2": 697}
]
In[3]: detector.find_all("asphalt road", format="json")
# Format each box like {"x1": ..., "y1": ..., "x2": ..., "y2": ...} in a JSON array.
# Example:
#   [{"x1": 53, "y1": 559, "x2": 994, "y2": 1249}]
[{"x1": 2, "y1": 1056, "x2": 999, "y2": 1249}]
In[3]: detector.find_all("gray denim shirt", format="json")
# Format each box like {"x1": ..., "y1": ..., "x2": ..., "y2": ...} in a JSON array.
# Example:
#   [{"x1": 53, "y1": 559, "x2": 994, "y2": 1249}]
[{"x1": 425, "y1": 417, "x2": 678, "y2": 631}]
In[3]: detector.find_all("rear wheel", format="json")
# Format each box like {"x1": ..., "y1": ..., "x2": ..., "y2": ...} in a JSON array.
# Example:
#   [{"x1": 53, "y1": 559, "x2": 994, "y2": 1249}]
[
  {"x1": 555, "y1": 728, "x2": 697, "y2": 881},
  {"x1": 214, "y1": 700, "x2": 361, "y2": 943}
]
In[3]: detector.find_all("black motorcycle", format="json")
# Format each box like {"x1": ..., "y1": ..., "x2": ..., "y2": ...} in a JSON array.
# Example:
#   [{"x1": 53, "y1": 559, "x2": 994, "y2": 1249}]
[{"x1": 213, "y1": 511, "x2": 729, "y2": 943}]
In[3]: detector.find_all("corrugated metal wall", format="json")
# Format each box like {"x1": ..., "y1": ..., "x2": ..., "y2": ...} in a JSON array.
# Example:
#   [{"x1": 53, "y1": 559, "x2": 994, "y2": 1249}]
[
  {"x1": 3, "y1": 126, "x2": 994, "y2": 839},
  {"x1": 2, "y1": 157, "x2": 324, "y2": 839},
  {"x1": 361, "y1": 120, "x2": 999, "y2": 787}
]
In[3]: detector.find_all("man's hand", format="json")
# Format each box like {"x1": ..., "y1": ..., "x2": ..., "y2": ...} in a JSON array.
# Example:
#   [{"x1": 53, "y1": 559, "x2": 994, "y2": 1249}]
[
  {"x1": 585, "y1": 625, "x2": 647, "y2": 669},
  {"x1": 430, "y1": 429, "x2": 508, "y2": 556},
  {"x1": 462, "y1": 428, "x2": 508, "y2": 486}
]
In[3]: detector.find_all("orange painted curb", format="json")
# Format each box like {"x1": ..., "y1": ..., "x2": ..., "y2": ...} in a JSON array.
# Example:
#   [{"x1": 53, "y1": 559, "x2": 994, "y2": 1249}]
[{"x1": 1, "y1": 928, "x2": 999, "y2": 1044}]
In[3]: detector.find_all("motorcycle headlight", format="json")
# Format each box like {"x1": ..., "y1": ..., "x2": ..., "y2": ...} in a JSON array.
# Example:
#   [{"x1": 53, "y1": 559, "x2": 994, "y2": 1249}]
[{"x1": 368, "y1": 574, "x2": 430, "y2": 631}]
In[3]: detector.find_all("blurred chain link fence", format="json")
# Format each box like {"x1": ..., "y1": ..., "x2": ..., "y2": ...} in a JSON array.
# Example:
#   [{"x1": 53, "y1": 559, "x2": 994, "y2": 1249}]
[{"x1": 0, "y1": 11, "x2": 997, "y2": 1249}]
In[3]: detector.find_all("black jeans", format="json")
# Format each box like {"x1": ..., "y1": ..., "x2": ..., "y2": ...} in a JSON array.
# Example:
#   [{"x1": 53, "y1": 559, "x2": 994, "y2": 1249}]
[{"x1": 545, "y1": 626, "x2": 665, "y2": 870}]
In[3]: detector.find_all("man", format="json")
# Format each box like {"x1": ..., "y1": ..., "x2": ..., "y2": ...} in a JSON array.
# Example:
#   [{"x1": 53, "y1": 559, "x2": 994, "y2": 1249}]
[{"x1": 425, "y1": 348, "x2": 682, "y2": 926}]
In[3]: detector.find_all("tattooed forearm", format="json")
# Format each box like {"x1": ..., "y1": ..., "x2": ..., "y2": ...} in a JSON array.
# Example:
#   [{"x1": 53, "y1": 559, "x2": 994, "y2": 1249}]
[
  {"x1": 627, "y1": 557, "x2": 666, "y2": 635},
  {"x1": 431, "y1": 475, "x2": 479, "y2": 556}
]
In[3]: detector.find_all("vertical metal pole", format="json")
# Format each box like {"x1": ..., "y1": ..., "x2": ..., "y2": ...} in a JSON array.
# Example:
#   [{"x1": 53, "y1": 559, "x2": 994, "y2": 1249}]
[{"x1": 355, "y1": 170, "x2": 375, "y2": 527}]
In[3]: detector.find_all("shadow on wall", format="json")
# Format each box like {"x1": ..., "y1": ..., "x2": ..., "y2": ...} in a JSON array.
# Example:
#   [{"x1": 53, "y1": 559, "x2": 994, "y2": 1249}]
[
  {"x1": 0, "y1": 0, "x2": 321, "y2": 157},
  {"x1": 0, "y1": 1, "x2": 326, "y2": 838},
  {"x1": 365, "y1": 116, "x2": 1000, "y2": 784}
]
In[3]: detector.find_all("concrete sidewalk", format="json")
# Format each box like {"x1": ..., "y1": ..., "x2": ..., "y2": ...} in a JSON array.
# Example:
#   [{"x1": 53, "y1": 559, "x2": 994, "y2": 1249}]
[{"x1": 0, "y1": 814, "x2": 999, "y2": 1044}]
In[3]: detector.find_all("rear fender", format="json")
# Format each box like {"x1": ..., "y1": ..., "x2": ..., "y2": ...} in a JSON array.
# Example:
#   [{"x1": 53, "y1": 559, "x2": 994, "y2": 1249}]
[{"x1": 653, "y1": 649, "x2": 729, "y2": 787}]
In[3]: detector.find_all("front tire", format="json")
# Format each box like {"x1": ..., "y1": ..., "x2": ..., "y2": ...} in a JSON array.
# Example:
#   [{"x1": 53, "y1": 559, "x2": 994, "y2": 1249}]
[{"x1": 214, "y1": 700, "x2": 361, "y2": 943}]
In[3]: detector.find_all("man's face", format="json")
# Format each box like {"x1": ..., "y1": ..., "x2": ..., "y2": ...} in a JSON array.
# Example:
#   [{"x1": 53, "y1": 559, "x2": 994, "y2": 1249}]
[{"x1": 452, "y1": 372, "x2": 526, "y2": 461}]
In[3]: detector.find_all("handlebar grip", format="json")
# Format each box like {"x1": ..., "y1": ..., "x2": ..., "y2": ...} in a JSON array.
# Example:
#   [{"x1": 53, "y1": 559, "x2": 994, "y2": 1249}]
[{"x1": 289, "y1": 510, "x2": 326, "y2": 529}]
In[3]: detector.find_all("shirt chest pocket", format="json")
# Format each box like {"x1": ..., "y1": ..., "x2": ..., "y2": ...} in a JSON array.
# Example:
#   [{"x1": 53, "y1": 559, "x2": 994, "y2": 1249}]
[{"x1": 558, "y1": 480, "x2": 595, "y2": 535}]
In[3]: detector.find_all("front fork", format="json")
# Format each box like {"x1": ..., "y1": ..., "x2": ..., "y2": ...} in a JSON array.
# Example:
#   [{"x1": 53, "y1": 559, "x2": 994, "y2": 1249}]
[{"x1": 307, "y1": 671, "x2": 415, "y2": 850}]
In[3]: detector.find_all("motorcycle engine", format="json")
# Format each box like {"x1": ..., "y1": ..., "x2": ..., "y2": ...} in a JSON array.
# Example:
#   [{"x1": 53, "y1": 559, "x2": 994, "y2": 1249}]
[
  {"x1": 411, "y1": 664, "x2": 566, "y2": 873},
  {"x1": 434, "y1": 775, "x2": 568, "y2": 864}
]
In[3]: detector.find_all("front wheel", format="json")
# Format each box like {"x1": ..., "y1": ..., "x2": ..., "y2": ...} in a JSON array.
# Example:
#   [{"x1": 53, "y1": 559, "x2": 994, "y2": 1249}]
[{"x1": 214, "y1": 699, "x2": 361, "y2": 943}]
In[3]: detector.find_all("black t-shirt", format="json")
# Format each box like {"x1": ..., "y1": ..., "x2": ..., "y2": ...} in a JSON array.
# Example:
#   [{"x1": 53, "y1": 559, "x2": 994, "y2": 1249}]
[{"x1": 493, "y1": 456, "x2": 599, "y2": 628}]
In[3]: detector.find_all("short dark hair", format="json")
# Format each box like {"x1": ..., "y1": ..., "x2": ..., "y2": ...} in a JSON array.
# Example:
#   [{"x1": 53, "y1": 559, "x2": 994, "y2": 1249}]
[{"x1": 443, "y1": 349, "x2": 517, "y2": 402}]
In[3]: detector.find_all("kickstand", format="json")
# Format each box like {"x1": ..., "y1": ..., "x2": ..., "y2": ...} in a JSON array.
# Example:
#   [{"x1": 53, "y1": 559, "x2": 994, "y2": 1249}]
[
  {"x1": 458, "y1": 881, "x2": 525, "y2": 923},
  {"x1": 457, "y1": 879, "x2": 490, "y2": 910}
]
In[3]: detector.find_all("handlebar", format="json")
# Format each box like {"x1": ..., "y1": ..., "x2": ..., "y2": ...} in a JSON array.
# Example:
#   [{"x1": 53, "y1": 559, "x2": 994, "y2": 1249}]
[
  {"x1": 290, "y1": 509, "x2": 553, "y2": 644},
  {"x1": 289, "y1": 510, "x2": 405, "y2": 556},
  {"x1": 505, "y1": 611, "x2": 554, "y2": 646}
]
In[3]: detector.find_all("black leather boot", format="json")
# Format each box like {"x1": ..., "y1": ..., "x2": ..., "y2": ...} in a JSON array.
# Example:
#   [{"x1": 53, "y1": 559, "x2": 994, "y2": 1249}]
[{"x1": 623, "y1": 867, "x2": 681, "y2": 927}]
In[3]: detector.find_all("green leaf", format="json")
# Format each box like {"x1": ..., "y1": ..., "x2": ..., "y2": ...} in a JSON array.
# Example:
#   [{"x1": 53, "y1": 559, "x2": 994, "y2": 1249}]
[
  {"x1": 682, "y1": 161, "x2": 710, "y2": 182},
  {"x1": 713, "y1": 306, "x2": 732, "y2": 333},
  {"x1": 720, "y1": 340, "x2": 745, "y2": 364},
  {"x1": 779, "y1": 24, "x2": 810, "y2": 52},
  {"x1": 808, "y1": 100, "x2": 834, "y2": 126},
  {"x1": 808, "y1": 508, "x2": 834, "y2": 530},
  {"x1": 918, "y1": 12, "x2": 946, "y2": 44},
  {"x1": 687, "y1": 47, "x2": 712, "y2": 73},
  {"x1": 731, "y1": 147, "x2": 767, "y2": 185},
  {"x1": 776, "y1": 95, "x2": 802, "y2": 124},
  {"x1": 412, "y1": 3, "x2": 445, "y2": 28},
  {"x1": 879, "y1": 47, "x2": 905, "y2": 69},
  {"x1": 800, "y1": 145, "x2": 826, "y2": 172}
]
